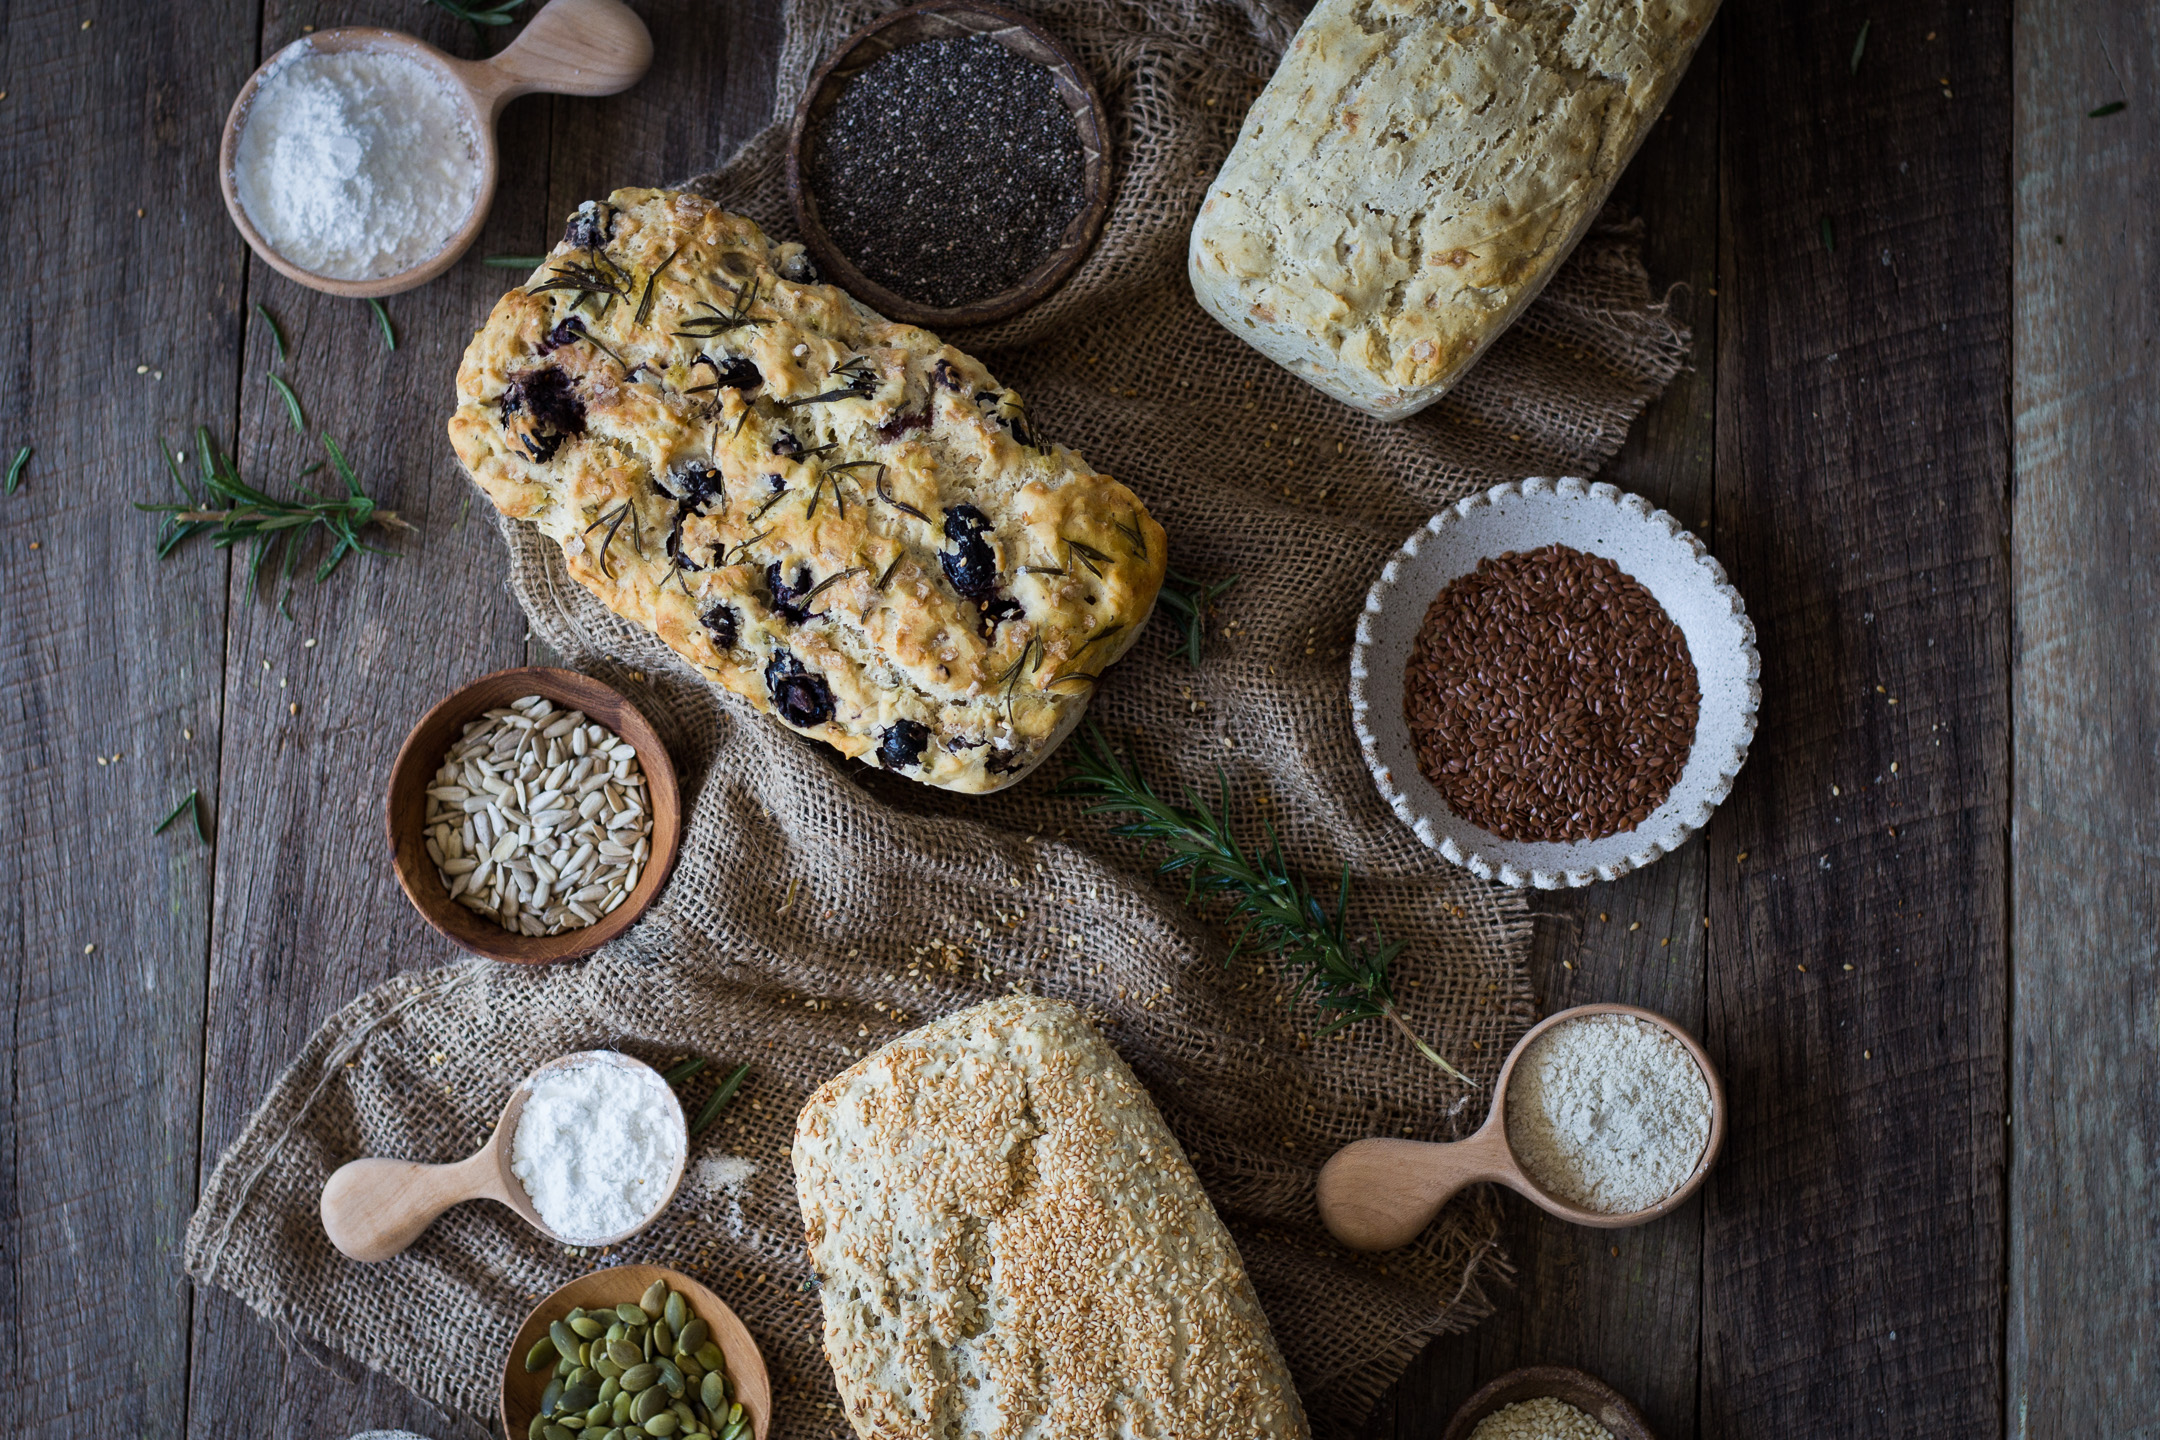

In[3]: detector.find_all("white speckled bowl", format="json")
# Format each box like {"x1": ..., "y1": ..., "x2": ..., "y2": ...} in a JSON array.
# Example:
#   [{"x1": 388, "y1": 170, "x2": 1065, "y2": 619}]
[{"x1": 1350, "y1": 478, "x2": 1759, "y2": 888}]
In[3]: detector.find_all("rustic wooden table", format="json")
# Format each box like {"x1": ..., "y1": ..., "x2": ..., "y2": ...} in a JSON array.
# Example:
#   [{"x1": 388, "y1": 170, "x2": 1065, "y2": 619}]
[{"x1": 1, "y1": 1, "x2": 2144, "y2": 1435}]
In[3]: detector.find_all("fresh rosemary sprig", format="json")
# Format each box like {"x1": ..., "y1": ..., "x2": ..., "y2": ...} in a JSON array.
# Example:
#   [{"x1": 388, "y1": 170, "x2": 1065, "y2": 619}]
[
  {"x1": 5, "y1": 446, "x2": 27, "y2": 495},
  {"x1": 1061, "y1": 724, "x2": 1473, "y2": 1085},
  {"x1": 140, "y1": 428, "x2": 411, "y2": 599},
  {"x1": 1156, "y1": 567, "x2": 1239, "y2": 667},
  {"x1": 268, "y1": 372, "x2": 305, "y2": 433},
  {"x1": 254, "y1": 302, "x2": 289, "y2": 363},
  {"x1": 483, "y1": 253, "x2": 549, "y2": 268}
]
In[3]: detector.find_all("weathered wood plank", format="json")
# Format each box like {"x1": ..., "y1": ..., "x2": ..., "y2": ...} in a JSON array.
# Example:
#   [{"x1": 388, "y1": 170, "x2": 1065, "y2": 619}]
[
  {"x1": 182, "y1": 2, "x2": 783, "y2": 1434},
  {"x1": 1381, "y1": 32, "x2": 1721, "y2": 1440},
  {"x1": 0, "y1": 5, "x2": 251, "y2": 1436},
  {"x1": 1707, "y1": 2, "x2": 2008, "y2": 1433},
  {"x1": 2009, "y1": 2, "x2": 2160, "y2": 1429}
]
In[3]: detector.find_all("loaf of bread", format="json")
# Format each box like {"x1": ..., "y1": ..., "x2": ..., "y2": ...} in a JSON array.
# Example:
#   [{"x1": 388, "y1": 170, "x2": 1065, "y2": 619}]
[
  {"x1": 449, "y1": 189, "x2": 1166, "y2": 794},
  {"x1": 793, "y1": 995, "x2": 1310, "y2": 1440},
  {"x1": 1188, "y1": 0, "x2": 1719, "y2": 419}
]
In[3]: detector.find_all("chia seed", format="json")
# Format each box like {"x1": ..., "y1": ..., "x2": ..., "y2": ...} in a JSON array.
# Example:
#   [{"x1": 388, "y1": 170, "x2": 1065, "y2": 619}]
[{"x1": 807, "y1": 34, "x2": 1087, "y2": 310}]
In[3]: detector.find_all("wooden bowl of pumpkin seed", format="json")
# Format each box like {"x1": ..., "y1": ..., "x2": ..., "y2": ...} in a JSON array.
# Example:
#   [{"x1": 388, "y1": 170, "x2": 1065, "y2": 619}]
[{"x1": 503, "y1": 1266, "x2": 770, "y2": 1440}]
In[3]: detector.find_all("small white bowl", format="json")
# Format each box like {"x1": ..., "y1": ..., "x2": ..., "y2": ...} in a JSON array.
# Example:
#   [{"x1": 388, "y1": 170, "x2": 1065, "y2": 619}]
[{"x1": 1350, "y1": 478, "x2": 1759, "y2": 888}]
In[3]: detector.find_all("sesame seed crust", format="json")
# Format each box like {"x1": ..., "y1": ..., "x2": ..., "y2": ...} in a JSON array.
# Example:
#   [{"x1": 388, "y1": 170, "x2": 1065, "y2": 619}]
[{"x1": 792, "y1": 995, "x2": 1311, "y2": 1440}]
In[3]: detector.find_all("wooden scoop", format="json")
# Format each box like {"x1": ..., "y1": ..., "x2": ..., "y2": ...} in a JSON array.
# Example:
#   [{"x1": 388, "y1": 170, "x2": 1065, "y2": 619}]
[
  {"x1": 219, "y1": 0, "x2": 652, "y2": 297},
  {"x1": 320, "y1": 1049, "x2": 686, "y2": 1263},
  {"x1": 1316, "y1": 1003, "x2": 1725, "y2": 1249}
]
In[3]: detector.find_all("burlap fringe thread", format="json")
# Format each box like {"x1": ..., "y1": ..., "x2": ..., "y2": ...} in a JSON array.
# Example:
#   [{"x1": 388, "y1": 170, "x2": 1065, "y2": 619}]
[{"x1": 183, "y1": 0, "x2": 1690, "y2": 1433}]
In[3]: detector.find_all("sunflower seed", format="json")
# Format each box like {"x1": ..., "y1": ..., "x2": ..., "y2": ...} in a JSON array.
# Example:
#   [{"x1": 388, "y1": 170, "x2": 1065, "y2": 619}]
[{"x1": 422, "y1": 696, "x2": 656, "y2": 936}]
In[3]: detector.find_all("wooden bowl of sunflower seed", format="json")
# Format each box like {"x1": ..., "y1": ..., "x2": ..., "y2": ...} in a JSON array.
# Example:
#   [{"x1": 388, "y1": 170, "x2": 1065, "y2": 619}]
[
  {"x1": 386, "y1": 666, "x2": 681, "y2": 964},
  {"x1": 503, "y1": 1266, "x2": 770, "y2": 1440}
]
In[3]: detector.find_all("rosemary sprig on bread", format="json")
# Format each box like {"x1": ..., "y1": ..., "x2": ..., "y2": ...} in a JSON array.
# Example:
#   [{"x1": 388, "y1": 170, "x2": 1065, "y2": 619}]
[{"x1": 1062, "y1": 724, "x2": 1474, "y2": 1084}]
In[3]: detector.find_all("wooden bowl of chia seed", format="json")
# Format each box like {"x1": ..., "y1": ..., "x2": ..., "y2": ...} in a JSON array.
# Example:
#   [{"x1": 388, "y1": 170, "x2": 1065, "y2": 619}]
[{"x1": 786, "y1": 0, "x2": 1112, "y2": 329}]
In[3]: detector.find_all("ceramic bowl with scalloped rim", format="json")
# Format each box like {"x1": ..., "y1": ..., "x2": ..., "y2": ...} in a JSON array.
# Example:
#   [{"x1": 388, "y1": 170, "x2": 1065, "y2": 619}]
[{"x1": 1350, "y1": 478, "x2": 1759, "y2": 889}]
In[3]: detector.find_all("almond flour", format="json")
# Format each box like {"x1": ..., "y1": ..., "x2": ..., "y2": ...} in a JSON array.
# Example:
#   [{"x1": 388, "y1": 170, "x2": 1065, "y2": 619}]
[{"x1": 1505, "y1": 1013, "x2": 1710, "y2": 1215}]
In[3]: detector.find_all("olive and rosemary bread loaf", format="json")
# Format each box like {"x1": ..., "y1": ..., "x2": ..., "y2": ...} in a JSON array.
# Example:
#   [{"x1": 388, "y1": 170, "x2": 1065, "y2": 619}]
[
  {"x1": 1189, "y1": 0, "x2": 1719, "y2": 419},
  {"x1": 794, "y1": 995, "x2": 1310, "y2": 1440},
  {"x1": 449, "y1": 189, "x2": 1166, "y2": 793}
]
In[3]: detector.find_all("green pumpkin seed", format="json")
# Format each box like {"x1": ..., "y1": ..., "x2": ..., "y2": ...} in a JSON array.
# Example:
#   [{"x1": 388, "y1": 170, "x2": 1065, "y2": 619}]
[
  {"x1": 588, "y1": 1402, "x2": 613, "y2": 1427},
  {"x1": 657, "y1": 1358, "x2": 685, "y2": 1398},
  {"x1": 559, "y1": 1353, "x2": 577, "y2": 1378},
  {"x1": 543, "y1": 1426, "x2": 574, "y2": 1440},
  {"x1": 617, "y1": 1302, "x2": 648, "y2": 1325},
  {"x1": 550, "y1": 1321, "x2": 582, "y2": 1362},
  {"x1": 700, "y1": 1373, "x2": 725, "y2": 1411},
  {"x1": 622, "y1": 1363, "x2": 660, "y2": 1392},
  {"x1": 571, "y1": 1315, "x2": 607, "y2": 1339},
  {"x1": 726, "y1": 1404, "x2": 742, "y2": 1426},
  {"x1": 608, "y1": 1321, "x2": 629, "y2": 1344},
  {"x1": 528, "y1": 1415, "x2": 548, "y2": 1440},
  {"x1": 695, "y1": 1343, "x2": 724, "y2": 1371},
  {"x1": 679, "y1": 1357, "x2": 701, "y2": 1386},
  {"x1": 632, "y1": 1385, "x2": 671, "y2": 1424},
  {"x1": 676, "y1": 1319, "x2": 710, "y2": 1354},
  {"x1": 596, "y1": 1355, "x2": 625, "y2": 1382},
  {"x1": 613, "y1": 1393, "x2": 634, "y2": 1425},
  {"x1": 562, "y1": 1382, "x2": 599, "y2": 1413},
  {"x1": 558, "y1": 1422, "x2": 586, "y2": 1435},
  {"x1": 540, "y1": 1377, "x2": 565, "y2": 1415},
  {"x1": 653, "y1": 1319, "x2": 674, "y2": 1355},
  {"x1": 599, "y1": 1378, "x2": 621, "y2": 1407},
  {"x1": 721, "y1": 1420, "x2": 747, "y2": 1440},
  {"x1": 664, "y1": 1292, "x2": 688, "y2": 1333},
  {"x1": 527, "y1": 1337, "x2": 559, "y2": 1373},
  {"x1": 608, "y1": 1339, "x2": 644, "y2": 1369},
  {"x1": 641, "y1": 1280, "x2": 669, "y2": 1317},
  {"x1": 671, "y1": 1400, "x2": 697, "y2": 1427},
  {"x1": 642, "y1": 1416, "x2": 679, "y2": 1438}
]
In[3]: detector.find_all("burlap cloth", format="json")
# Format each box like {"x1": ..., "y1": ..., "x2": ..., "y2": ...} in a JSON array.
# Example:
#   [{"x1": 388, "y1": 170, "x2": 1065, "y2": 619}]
[{"x1": 183, "y1": 0, "x2": 1689, "y2": 1433}]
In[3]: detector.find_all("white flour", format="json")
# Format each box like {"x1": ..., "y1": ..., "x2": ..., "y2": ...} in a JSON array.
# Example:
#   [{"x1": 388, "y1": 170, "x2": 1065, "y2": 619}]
[
  {"x1": 232, "y1": 43, "x2": 479, "y2": 280},
  {"x1": 1505, "y1": 1013, "x2": 1710, "y2": 1215},
  {"x1": 510, "y1": 1058, "x2": 684, "y2": 1243}
]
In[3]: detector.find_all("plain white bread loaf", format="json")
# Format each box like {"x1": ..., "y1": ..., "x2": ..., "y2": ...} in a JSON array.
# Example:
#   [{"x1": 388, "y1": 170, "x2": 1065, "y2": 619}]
[
  {"x1": 792, "y1": 995, "x2": 1311, "y2": 1440},
  {"x1": 1189, "y1": 0, "x2": 1720, "y2": 419}
]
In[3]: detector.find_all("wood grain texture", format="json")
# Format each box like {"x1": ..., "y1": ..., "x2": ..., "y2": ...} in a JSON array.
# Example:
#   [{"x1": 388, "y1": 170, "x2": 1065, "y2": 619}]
[
  {"x1": 2009, "y1": 1, "x2": 2160, "y2": 1429},
  {"x1": 0, "y1": 6, "x2": 252, "y2": 1436},
  {"x1": 1383, "y1": 31, "x2": 1721, "y2": 1440},
  {"x1": 180, "y1": 3, "x2": 785, "y2": 1436},
  {"x1": 1709, "y1": 2, "x2": 2009, "y2": 1433}
]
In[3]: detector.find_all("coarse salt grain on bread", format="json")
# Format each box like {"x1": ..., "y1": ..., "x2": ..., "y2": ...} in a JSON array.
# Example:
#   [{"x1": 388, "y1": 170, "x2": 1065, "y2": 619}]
[
  {"x1": 1188, "y1": 0, "x2": 1720, "y2": 419},
  {"x1": 792, "y1": 995, "x2": 1310, "y2": 1440},
  {"x1": 449, "y1": 188, "x2": 1165, "y2": 793}
]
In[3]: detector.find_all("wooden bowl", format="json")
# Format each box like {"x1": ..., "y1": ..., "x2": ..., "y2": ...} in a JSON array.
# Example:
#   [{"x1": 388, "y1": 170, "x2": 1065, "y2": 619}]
[
  {"x1": 386, "y1": 666, "x2": 681, "y2": 964},
  {"x1": 786, "y1": 0, "x2": 1112, "y2": 328},
  {"x1": 502, "y1": 1264, "x2": 771, "y2": 1440},
  {"x1": 218, "y1": 0, "x2": 651, "y2": 297},
  {"x1": 1441, "y1": 1366, "x2": 1657, "y2": 1440}
]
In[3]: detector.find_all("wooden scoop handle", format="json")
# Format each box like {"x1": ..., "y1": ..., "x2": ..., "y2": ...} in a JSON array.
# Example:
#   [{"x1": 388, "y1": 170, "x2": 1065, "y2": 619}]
[
  {"x1": 466, "y1": 0, "x2": 653, "y2": 116},
  {"x1": 320, "y1": 1148, "x2": 515, "y2": 1263},
  {"x1": 1315, "y1": 1131, "x2": 1517, "y2": 1252}
]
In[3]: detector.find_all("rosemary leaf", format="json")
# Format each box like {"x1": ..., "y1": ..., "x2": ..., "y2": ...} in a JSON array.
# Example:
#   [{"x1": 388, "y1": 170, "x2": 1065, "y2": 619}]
[
  {"x1": 1848, "y1": 19, "x2": 1868, "y2": 76},
  {"x1": 483, "y1": 253, "x2": 549, "y2": 268},
  {"x1": 636, "y1": 245, "x2": 681, "y2": 327},
  {"x1": 1820, "y1": 216, "x2": 1836, "y2": 253},
  {"x1": 156, "y1": 788, "x2": 211, "y2": 843},
  {"x1": 690, "y1": 1061, "x2": 752, "y2": 1137},
  {"x1": 366, "y1": 298, "x2": 396, "y2": 351},
  {"x1": 1155, "y1": 568, "x2": 1239, "y2": 667},
  {"x1": 2090, "y1": 100, "x2": 2127, "y2": 117},
  {"x1": 662, "y1": 1057, "x2": 708, "y2": 1086},
  {"x1": 425, "y1": 0, "x2": 527, "y2": 25},
  {"x1": 267, "y1": 372, "x2": 305, "y2": 434},
  {"x1": 253, "y1": 302, "x2": 289, "y2": 364},
  {"x1": 1060, "y1": 724, "x2": 1473, "y2": 1085},
  {"x1": 5, "y1": 446, "x2": 27, "y2": 495}
]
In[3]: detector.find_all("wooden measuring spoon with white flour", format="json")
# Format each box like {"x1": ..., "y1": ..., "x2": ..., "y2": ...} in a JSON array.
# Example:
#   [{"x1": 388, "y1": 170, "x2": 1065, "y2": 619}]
[
  {"x1": 1315, "y1": 1003, "x2": 1726, "y2": 1248},
  {"x1": 320, "y1": 1049, "x2": 686, "y2": 1262},
  {"x1": 219, "y1": 0, "x2": 651, "y2": 297}
]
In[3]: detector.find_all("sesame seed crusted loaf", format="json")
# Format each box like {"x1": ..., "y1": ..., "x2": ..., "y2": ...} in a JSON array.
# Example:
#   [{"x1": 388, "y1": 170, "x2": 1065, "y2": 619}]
[
  {"x1": 793, "y1": 995, "x2": 1311, "y2": 1440},
  {"x1": 1188, "y1": 0, "x2": 1719, "y2": 419},
  {"x1": 449, "y1": 189, "x2": 1166, "y2": 793}
]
